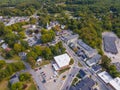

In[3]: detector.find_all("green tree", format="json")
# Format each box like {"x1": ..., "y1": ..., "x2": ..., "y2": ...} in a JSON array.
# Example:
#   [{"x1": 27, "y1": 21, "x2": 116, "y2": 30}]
[
  {"x1": 0, "y1": 60, "x2": 6, "y2": 69},
  {"x1": 27, "y1": 57, "x2": 36, "y2": 67},
  {"x1": 13, "y1": 43, "x2": 22, "y2": 53},
  {"x1": 19, "y1": 73, "x2": 31, "y2": 81},
  {"x1": 11, "y1": 82, "x2": 23, "y2": 90}
]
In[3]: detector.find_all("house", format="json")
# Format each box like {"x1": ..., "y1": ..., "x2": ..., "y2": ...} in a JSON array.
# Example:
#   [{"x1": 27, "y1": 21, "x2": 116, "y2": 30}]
[
  {"x1": 19, "y1": 52, "x2": 27, "y2": 60},
  {"x1": 64, "y1": 34, "x2": 79, "y2": 45},
  {"x1": 52, "y1": 53, "x2": 71, "y2": 71},
  {"x1": 77, "y1": 40, "x2": 97, "y2": 58},
  {"x1": 109, "y1": 77, "x2": 120, "y2": 90},
  {"x1": 92, "y1": 65, "x2": 102, "y2": 73},
  {"x1": 37, "y1": 57, "x2": 42, "y2": 62},
  {"x1": 98, "y1": 71, "x2": 113, "y2": 84},
  {"x1": 61, "y1": 25, "x2": 65, "y2": 29},
  {"x1": 46, "y1": 21, "x2": 60, "y2": 30},
  {"x1": 0, "y1": 39, "x2": 4, "y2": 44},
  {"x1": 86, "y1": 54, "x2": 101, "y2": 67},
  {"x1": 1, "y1": 43, "x2": 8, "y2": 49},
  {"x1": 103, "y1": 36, "x2": 118, "y2": 54},
  {"x1": 9, "y1": 75, "x2": 19, "y2": 85},
  {"x1": 70, "y1": 77, "x2": 96, "y2": 90}
]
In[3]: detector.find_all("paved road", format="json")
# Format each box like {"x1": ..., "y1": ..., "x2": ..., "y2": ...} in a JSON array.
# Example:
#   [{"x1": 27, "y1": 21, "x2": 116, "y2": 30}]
[
  {"x1": 62, "y1": 66, "x2": 80, "y2": 90},
  {"x1": 61, "y1": 42, "x2": 112, "y2": 90}
]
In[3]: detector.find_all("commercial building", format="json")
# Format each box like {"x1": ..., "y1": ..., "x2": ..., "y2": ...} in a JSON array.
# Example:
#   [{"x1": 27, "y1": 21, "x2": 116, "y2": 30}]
[
  {"x1": 98, "y1": 71, "x2": 113, "y2": 84},
  {"x1": 103, "y1": 36, "x2": 118, "y2": 54},
  {"x1": 63, "y1": 34, "x2": 79, "y2": 45},
  {"x1": 70, "y1": 77, "x2": 97, "y2": 90},
  {"x1": 109, "y1": 77, "x2": 120, "y2": 90},
  {"x1": 86, "y1": 54, "x2": 101, "y2": 67},
  {"x1": 77, "y1": 40, "x2": 97, "y2": 58},
  {"x1": 92, "y1": 65, "x2": 102, "y2": 73},
  {"x1": 52, "y1": 53, "x2": 71, "y2": 71}
]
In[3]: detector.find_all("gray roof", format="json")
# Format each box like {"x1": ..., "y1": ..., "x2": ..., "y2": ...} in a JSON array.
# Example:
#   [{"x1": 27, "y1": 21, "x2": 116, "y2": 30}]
[
  {"x1": 70, "y1": 77, "x2": 96, "y2": 90},
  {"x1": 92, "y1": 65, "x2": 102, "y2": 72},
  {"x1": 77, "y1": 40, "x2": 97, "y2": 57},
  {"x1": 9, "y1": 75, "x2": 19, "y2": 85},
  {"x1": 77, "y1": 40, "x2": 94, "y2": 52},
  {"x1": 64, "y1": 34, "x2": 79, "y2": 41},
  {"x1": 86, "y1": 54, "x2": 101, "y2": 66},
  {"x1": 103, "y1": 36, "x2": 118, "y2": 54}
]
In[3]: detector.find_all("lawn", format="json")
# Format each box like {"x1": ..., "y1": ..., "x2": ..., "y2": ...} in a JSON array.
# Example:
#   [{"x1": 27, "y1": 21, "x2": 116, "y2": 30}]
[
  {"x1": 59, "y1": 67, "x2": 70, "y2": 74},
  {"x1": 39, "y1": 60, "x2": 50, "y2": 67},
  {"x1": 26, "y1": 83, "x2": 37, "y2": 90},
  {"x1": 69, "y1": 59, "x2": 74, "y2": 65},
  {"x1": 0, "y1": 80, "x2": 9, "y2": 90},
  {"x1": 78, "y1": 62, "x2": 82, "y2": 67},
  {"x1": 72, "y1": 77, "x2": 79, "y2": 86}
]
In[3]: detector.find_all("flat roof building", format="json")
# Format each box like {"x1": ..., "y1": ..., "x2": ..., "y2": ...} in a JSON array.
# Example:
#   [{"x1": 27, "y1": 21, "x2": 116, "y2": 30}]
[
  {"x1": 92, "y1": 65, "x2": 102, "y2": 73},
  {"x1": 77, "y1": 40, "x2": 97, "y2": 58},
  {"x1": 53, "y1": 53, "x2": 71, "y2": 71},
  {"x1": 86, "y1": 54, "x2": 101, "y2": 67},
  {"x1": 98, "y1": 71, "x2": 113, "y2": 84},
  {"x1": 103, "y1": 36, "x2": 118, "y2": 54},
  {"x1": 109, "y1": 77, "x2": 120, "y2": 90},
  {"x1": 64, "y1": 34, "x2": 79, "y2": 45}
]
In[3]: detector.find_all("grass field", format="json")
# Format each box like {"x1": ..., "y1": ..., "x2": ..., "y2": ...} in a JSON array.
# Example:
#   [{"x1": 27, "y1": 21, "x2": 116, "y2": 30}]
[{"x1": 0, "y1": 80, "x2": 9, "y2": 90}]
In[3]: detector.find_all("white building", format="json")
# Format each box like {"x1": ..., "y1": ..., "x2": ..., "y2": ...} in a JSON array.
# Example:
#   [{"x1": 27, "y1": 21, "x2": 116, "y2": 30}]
[
  {"x1": 98, "y1": 71, "x2": 113, "y2": 84},
  {"x1": 53, "y1": 53, "x2": 71, "y2": 71},
  {"x1": 109, "y1": 77, "x2": 120, "y2": 90}
]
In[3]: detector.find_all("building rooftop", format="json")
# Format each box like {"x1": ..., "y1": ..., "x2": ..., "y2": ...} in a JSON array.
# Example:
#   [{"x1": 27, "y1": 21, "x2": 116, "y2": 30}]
[
  {"x1": 86, "y1": 54, "x2": 101, "y2": 66},
  {"x1": 79, "y1": 69, "x2": 87, "y2": 78},
  {"x1": 64, "y1": 34, "x2": 79, "y2": 41},
  {"x1": 103, "y1": 36, "x2": 118, "y2": 54},
  {"x1": 77, "y1": 40, "x2": 94, "y2": 52},
  {"x1": 109, "y1": 77, "x2": 120, "y2": 90},
  {"x1": 77, "y1": 40, "x2": 97, "y2": 57},
  {"x1": 54, "y1": 53, "x2": 70, "y2": 68},
  {"x1": 92, "y1": 65, "x2": 102, "y2": 73},
  {"x1": 98, "y1": 71, "x2": 113, "y2": 84},
  {"x1": 9, "y1": 75, "x2": 19, "y2": 85},
  {"x1": 70, "y1": 77, "x2": 96, "y2": 90}
]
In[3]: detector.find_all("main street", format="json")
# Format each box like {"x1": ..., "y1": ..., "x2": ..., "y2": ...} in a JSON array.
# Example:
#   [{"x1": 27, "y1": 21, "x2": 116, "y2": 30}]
[{"x1": 61, "y1": 42, "x2": 112, "y2": 90}]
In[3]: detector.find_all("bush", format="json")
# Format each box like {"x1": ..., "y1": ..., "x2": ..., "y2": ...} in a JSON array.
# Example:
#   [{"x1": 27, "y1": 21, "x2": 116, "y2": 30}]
[
  {"x1": 70, "y1": 59, "x2": 74, "y2": 65},
  {"x1": 19, "y1": 73, "x2": 31, "y2": 82},
  {"x1": 0, "y1": 60, "x2": 6, "y2": 69}
]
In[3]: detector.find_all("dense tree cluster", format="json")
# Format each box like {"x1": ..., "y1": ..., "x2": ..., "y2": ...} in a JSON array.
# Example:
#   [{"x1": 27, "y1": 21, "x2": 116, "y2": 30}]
[
  {"x1": 0, "y1": 61, "x2": 25, "y2": 81},
  {"x1": 27, "y1": 42, "x2": 65, "y2": 67},
  {"x1": 101, "y1": 55, "x2": 120, "y2": 78},
  {"x1": 41, "y1": 29, "x2": 55, "y2": 43}
]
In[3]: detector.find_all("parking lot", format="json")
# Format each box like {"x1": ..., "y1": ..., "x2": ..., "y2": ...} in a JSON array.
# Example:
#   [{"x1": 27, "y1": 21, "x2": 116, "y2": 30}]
[
  {"x1": 102, "y1": 32, "x2": 120, "y2": 63},
  {"x1": 35, "y1": 64, "x2": 69, "y2": 90}
]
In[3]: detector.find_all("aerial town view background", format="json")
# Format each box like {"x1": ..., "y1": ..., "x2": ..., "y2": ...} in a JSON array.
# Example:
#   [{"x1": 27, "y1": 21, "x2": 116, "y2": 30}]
[{"x1": 0, "y1": 0, "x2": 120, "y2": 90}]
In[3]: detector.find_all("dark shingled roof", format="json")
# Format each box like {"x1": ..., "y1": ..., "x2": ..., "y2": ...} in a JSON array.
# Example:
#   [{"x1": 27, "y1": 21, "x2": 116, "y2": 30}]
[
  {"x1": 79, "y1": 69, "x2": 86, "y2": 78},
  {"x1": 70, "y1": 77, "x2": 96, "y2": 90}
]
